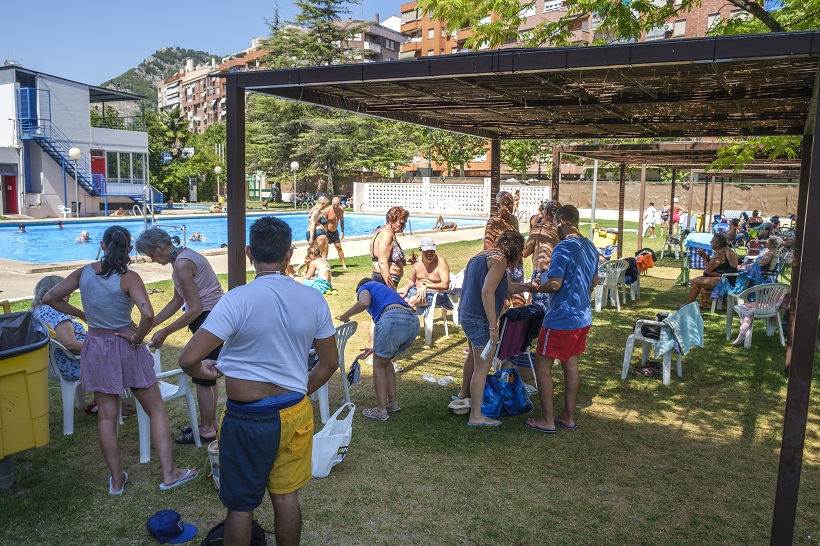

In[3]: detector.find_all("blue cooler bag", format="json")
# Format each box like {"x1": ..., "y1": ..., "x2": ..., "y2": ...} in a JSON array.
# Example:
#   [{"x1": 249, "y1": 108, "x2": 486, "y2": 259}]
[{"x1": 481, "y1": 368, "x2": 533, "y2": 418}]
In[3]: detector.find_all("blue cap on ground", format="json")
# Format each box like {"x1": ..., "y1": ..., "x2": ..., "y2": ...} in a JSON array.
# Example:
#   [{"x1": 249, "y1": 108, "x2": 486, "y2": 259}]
[{"x1": 147, "y1": 510, "x2": 198, "y2": 544}]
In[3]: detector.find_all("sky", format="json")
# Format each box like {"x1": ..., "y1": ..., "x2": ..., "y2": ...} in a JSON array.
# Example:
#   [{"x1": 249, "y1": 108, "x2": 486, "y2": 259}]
[{"x1": 1, "y1": 0, "x2": 393, "y2": 85}]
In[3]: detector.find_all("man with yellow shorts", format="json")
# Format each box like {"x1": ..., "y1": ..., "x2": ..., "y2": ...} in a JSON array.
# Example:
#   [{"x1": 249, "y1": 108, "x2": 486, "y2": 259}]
[{"x1": 180, "y1": 217, "x2": 339, "y2": 546}]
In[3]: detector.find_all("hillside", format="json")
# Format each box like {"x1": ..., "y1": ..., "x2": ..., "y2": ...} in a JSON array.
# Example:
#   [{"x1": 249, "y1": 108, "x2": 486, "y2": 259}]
[{"x1": 101, "y1": 47, "x2": 221, "y2": 108}]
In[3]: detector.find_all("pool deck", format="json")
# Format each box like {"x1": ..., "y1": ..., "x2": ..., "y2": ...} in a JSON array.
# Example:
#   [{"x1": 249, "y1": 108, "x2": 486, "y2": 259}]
[{"x1": 0, "y1": 222, "x2": 514, "y2": 301}]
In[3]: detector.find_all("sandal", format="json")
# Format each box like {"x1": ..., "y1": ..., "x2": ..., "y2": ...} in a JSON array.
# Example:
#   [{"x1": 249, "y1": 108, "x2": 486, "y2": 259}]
[
  {"x1": 362, "y1": 407, "x2": 389, "y2": 421},
  {"x1": 386, "y1": 402, "x2": 401, "y2": 412},
  {"x1": 175, "y1": 431, "x2": 217, "y2": 445}
]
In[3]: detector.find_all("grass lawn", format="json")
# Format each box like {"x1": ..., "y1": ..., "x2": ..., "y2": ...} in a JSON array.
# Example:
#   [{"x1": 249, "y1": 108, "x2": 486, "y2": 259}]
[{"x1": 2, "y1": 220, "x2": 819, "y2": 545}]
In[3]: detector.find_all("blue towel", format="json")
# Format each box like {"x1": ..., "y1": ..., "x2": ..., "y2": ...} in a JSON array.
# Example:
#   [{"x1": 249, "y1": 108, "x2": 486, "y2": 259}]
[{"x1": 656, "y1": 302, "x2": 704, "y2": 356}]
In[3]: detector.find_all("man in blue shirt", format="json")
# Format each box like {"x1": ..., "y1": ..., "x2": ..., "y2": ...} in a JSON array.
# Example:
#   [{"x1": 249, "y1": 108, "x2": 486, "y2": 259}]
[{"x1": 525, "y1": 205, "x2": 599, "y2": 434}]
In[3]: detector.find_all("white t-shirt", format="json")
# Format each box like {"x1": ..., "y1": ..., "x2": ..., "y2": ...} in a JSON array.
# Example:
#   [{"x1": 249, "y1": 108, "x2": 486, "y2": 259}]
[
  {"x1": 644, "y1": 206, "x2": 657, "y2": 225},
  {"x1": 201, "y1": 274, "x2": 336, "y2": 394}
]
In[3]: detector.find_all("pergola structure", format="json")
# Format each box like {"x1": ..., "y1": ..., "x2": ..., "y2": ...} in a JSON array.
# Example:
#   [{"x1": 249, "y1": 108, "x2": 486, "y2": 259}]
[
  {"x1": 554, "y1": 142, "x2": 803, "y2": 252},
  {"x1": 222, "y1": 31, "x2": 820, "y2": 543}
]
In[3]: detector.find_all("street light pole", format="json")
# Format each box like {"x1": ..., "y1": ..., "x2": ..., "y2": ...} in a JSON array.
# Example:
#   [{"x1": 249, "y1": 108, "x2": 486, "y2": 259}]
[
  {"x1": 68, "y1": 147, "x2": 82, "y2": 217},
  {"x1": 214, "y1": 165, "x2": 222, "y2": 202},
  {"x1": 290, "y1": 161, "x2": 299, "y2": 209}
]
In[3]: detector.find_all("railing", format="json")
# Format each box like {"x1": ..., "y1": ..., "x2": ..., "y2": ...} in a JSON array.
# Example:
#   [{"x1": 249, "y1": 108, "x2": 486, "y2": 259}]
[
  {"x1": 91, "y1": 115, "x2": 146, "y2": 132},
  {"x1": 19, "y1": 116, "x2": 93, "y2": 187}
]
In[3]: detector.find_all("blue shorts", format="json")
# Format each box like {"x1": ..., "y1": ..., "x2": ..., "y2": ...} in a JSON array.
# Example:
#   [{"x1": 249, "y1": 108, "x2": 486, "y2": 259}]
[
  {"x1": 373, "y1": 308, "x2": 419, "y2": 358},
  {"x1": 460, "y1": 310, "x2": 491, "y2": 348},
  {"x1": 303, "y1": 277, "x2": 332, "y2": 294},
  {"x1": 218, "y1": 394, "x2": 311, "y2": 511},
  {"x1": 406, "y1": 286, "x2": 454, "y2": 315}
]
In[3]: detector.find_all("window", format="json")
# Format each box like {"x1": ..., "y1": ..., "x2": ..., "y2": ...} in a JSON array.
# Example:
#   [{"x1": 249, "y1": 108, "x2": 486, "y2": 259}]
[
  {"x1": 479, "y1": 15, "x2": 491, "y2": 25},
  {"x1": 119, "y1": 152, "x2": 131, "y2": 181},
  {"x1": 353, "y1": 33, "x2": 362, "y2": 41},
  {"x1": 707, "y1": 13, "x2": 721, "y2": 30},
  {"x1": 544, "y1": 0, "x2": 563, "y2": 13},
  {"x1": 441, "y1": 28, "x2": 448, "y2": 38},
  {"x1": 386, "y1": 39, "x2": 397, "y2": 50},
  {"x1": 452, "y1": 47, "x2": 459, "y2": 53},
  {"x1": 645, "y1": 26, "x2": 664, "y2": 40},
  {"x1": 427, "y1": 49, "x2": 435, "y2": 56},
  {"x1": 673, "y1": 19, "x2": 686, "y2": 36},
  {"x1": 520, "y1": 5, "x2": 536, "y2": 18},
  {"x1": 106, "y1": 152, "x2": 118, "y2": 179},
  {"x1": 428, "y1": 28, "x2": 435, "y2": 39},
  {"x1": 133, "y1": 154, "x2": 144, "y2": 181},
  {"x1": 401, "y1": 9, "x2": 418, "y2": 24}
]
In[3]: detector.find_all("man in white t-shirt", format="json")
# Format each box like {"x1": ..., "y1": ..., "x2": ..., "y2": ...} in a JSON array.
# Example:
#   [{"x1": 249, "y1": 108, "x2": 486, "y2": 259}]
[
  {"x1": 643, "y1": 202, "x2": 657, "y2": 238},
  {"x1": 179, "y1": 216, "x2": 339, "y2": 546}
]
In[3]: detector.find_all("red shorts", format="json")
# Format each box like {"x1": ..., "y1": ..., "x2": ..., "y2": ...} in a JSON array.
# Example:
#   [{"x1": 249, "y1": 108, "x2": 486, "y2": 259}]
[{"x1": 536, "y1": 325, "x2": 591, "y2": 362}]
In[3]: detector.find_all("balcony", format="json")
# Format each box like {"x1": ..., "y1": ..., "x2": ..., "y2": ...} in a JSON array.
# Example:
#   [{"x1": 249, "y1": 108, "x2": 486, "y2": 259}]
[{"x1": 364, "y1": 41, "x2": 382, "y2": 53}]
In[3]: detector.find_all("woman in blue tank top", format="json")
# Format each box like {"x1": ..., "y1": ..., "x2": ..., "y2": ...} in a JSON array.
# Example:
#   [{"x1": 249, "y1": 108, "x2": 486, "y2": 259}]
[
  {"x1": 338, "y1": 278, "x2": 419, "y2": 421},
  {"x1": 455, "y1": 230, "x2": 528, "y2": 427},
  {"x1": 43, "y1": 225, "x2": 197, "y2": 495}
]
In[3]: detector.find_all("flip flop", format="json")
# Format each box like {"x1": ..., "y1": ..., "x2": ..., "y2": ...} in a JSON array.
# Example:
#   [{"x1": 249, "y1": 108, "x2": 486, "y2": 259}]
[
  {"x1": 525, "y1": 419, "x2": 557, "y2": 434},
  {"x1": 175, "y1": 431, "x2": 216, "y2": 445},
  {"x1": 159, "y1": 469, "x2": 198, "y2": 491},
  {"x1": 180, "y1": 425, "x2": 193, "y2": 435},
  {"x1": 109, "y1": 471, "x2": 128, "y2": 496},
  {"x1": 555, "y1": 418, "x2": 578, "y2": 431},
  {"x1": 362, "y1": 407, "x2": 389, "y2": 421},
  {"x1": 467, "y1": 419, "x2": 502, "y2": 427}
]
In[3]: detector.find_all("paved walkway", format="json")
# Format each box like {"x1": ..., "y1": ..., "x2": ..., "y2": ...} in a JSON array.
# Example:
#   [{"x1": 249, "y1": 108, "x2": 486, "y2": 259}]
[{"x1": 1, "y1": 224, "x2": 495, "y2": 302}]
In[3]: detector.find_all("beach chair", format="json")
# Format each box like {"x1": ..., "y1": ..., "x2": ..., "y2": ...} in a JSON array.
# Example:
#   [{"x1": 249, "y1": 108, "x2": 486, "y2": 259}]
[
  {"x1": 492, "y1": 305, "x2": 545, "y2": 391},
  {"x1": 124, "y1": 349, "x2": 200, "y2": 464},
  {"x1": 726, "y1": 283, "x2": 789, "y2": 349},
  {"x1": 48, "y1": 338, "x2": 84, "y2": 436},
  {"x1": 314, "y1": 321, "x2": 358, "y2": 424}
]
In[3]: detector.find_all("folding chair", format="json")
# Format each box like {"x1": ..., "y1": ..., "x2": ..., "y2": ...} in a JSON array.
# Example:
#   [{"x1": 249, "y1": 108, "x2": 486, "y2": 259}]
[
  {"x1": 491, "y1": 305, "x2": 545, "y2": 391},
  {"x1": 314, "y1": 321, "x2": 358, "y2": 424}
]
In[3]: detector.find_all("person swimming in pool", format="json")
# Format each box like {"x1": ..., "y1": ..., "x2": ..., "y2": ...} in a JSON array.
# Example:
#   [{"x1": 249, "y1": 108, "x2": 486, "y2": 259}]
[{"x1": 76, "y1": 230, "x2": 91, "y2": 243}]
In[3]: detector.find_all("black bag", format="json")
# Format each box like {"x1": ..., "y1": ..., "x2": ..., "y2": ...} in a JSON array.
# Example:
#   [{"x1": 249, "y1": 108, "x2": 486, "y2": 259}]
[
  {"x1": 636, "y1": 312, "x2": 669, "y2": 340},
  {"x1": 200, "y1": 520, "x2": 268, "y2": 546}
]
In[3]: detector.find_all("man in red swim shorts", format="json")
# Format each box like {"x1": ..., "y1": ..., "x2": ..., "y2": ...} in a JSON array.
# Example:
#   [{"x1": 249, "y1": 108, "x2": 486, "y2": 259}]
[{"x1": 525, "y1": 205, "x2": 599, "y2": 434}]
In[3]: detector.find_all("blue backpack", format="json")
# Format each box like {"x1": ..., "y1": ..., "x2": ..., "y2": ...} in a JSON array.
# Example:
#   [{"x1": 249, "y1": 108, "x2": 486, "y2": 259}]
[{"x1": 480, "y1": 368, "x2": 533, "y2": 418}]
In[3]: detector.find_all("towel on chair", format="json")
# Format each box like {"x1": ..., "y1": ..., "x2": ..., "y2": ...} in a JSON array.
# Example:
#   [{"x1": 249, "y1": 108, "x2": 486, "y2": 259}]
[{"x1": 655, "y1": 302, "x2": 704, "y2": 356}]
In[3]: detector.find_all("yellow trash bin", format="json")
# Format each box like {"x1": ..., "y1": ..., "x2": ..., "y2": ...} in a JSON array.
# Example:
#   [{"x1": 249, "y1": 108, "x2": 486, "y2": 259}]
[{"x1": 0, "y1": 312, "x2": 50, "y2": 458}]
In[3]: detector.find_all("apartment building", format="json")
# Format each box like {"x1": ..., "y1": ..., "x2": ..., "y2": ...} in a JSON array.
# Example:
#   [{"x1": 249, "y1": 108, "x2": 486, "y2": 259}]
[
  {"x1": 157, "y1": 39, "x2": 267, "y2": 133},
  {"x1": 342, "y1": 14, "x2": 408, "y2": 62}
]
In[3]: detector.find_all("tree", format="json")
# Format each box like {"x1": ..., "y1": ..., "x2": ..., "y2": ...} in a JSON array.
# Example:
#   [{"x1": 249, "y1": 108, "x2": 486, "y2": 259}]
[
  {"x1": 262, "y1": 0, "x2": 369, "y2": 68},
  {"x1": 416, "y1": 0, "x2": 807, "y2": 50},
  {"x1": 428, "y1": 131, "x2": 488, "y2": 176},
  {"x1": 501, "y1": 140, "x2": 540, "y2": 179},
  {"x1": 158, "y1": 106, "x2": 190, "y2": 157}
]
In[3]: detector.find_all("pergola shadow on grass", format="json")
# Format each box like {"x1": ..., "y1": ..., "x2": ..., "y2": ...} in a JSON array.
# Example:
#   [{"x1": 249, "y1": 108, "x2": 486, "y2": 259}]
[{"x1": 2, "y1": 233, "x2": 817, "y2": 545}]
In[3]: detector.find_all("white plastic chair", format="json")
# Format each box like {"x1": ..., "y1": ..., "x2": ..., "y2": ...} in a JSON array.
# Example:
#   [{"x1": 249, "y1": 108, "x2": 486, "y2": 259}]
[
  {"x1": 315, "y1": 321, "x2": 358, "y2": 425},
  {"x1": 595, "y1": 259, "x2": 629, "y2": 312},
  {"x1": 47, "y1": 339, "x2": 84, "y2": 435},
  {"x1": 423, "y1": 291, "x2": 452, "y2": 346},
  {"x1": 57, "y1": 205, "x2": 71, "y2": 218},
  {"x1": 725, "y1": 283, "x2": 789, "y2": 349},
  {"x1": 622, "y1": 319, "x2": 683, "y2": 386},
  {"x1": 446, "y1": 269, "x2": 465, "y2": 327},
  {"x1": 124, "y1": 349, "x2": 200, "y2": 464}
]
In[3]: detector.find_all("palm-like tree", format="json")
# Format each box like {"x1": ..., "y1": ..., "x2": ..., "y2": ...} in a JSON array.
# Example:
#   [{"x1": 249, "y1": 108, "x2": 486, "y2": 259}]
[{"x1": 159, "y1": 107, "x2": 189, "y2": 156}]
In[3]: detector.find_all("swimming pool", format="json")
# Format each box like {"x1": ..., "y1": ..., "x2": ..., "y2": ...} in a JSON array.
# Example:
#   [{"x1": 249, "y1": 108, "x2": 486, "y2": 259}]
[{"x1": 0, "y1": 213, "x2": 482, "y2": 264}]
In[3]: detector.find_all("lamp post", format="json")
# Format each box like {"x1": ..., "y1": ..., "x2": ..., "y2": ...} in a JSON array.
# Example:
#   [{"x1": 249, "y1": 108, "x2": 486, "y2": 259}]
[
  {"x1": 68, "y1": 147, "x2": 82, "y2": 217},
  {"x1": 290, "y1": 161, "x2": 299, "y2": 209},
  {"x1": 214, "y1": 165, "x2": 222, "y2": 202}
]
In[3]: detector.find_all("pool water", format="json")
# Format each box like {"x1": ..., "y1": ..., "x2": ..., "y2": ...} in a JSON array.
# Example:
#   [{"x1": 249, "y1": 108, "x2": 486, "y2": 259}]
[{"x1": 0, "y1": 213, "x2": 481, "y2": 264}]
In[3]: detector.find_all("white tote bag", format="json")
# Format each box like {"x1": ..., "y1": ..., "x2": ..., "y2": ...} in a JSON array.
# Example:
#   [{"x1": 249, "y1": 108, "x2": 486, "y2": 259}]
[{"x1": 311, "y1": 402, "x2": 355, "y2": 479}]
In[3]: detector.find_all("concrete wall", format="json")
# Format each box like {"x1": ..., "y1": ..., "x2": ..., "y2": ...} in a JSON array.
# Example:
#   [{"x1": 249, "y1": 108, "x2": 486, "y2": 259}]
[{"x1": 90, "y1": 127, "x2": 148, "y2": 152}]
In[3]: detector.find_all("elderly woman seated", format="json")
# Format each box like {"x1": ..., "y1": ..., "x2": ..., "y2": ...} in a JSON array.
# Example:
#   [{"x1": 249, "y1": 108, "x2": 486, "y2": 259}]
[
  {"x1": 31, "y1": 275, "x2": 85, "y2": 381},
  {"x1": 740, "y1": 236, "x2": 783, "y2": 274},
  {"x1": 676, "y1": 233, "x2": 739, "y2": 309}
]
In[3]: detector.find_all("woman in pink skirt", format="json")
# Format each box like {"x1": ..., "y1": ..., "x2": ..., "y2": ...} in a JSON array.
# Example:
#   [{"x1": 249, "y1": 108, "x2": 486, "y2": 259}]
[{"x1": 44, "y1": 225, "x2": 197, "y2": 495}]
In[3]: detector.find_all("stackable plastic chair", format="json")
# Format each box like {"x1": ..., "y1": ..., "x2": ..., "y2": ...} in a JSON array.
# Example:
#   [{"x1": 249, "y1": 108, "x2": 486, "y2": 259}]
[
  {"x1": 594, "y1": 259, "x2": 629, "y2": 312},
  {"x1": 123, "y1": 349, "x2": 199, "y2": 464},
  {"x1": 315, "y1": 321, "x2": 358, "y2": 424},
  {"x1": 48, "y1": 338, "x2": 84, "y2": 435},
  {"x1": 726, "y1": 283, "x2": 789, "y2": 349},
  {"x1": 446, "y1": 269, "x2": 465, "y2": 327},
  {"x1": 423, "y1": 291, "x2": 453, "y2": 346}
]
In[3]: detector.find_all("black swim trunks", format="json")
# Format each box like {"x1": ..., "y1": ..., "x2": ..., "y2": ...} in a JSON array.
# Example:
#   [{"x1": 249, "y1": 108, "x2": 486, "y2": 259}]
[{"x1": 326, "y1": 230, "x2": 341, "y2": 244}]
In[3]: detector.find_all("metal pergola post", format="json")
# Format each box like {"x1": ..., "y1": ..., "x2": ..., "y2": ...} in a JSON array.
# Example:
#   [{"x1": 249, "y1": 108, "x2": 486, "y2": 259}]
[
  {"x1": 226, "y1": 79, "x2": 246, "y2": 290},
  {"x1": 617, "y1": 162, "x2": 625, "y2": 258}
]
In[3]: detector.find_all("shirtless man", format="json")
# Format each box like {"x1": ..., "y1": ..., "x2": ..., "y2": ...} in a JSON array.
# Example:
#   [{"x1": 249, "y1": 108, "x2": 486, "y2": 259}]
[
  {"x1": 434, "y1": 215, "x2": 457, "y2": 231},
  {"x1": 323, "y1": 197, "x2": 347, "y2": 269},
  {"x1": 485, "y1": 191, "x2": 524, "y2": 308},
  {"x1": 110, "y1": 207, "x2": 126, "y2": 217},
  {"x1": 398, "y1": 236, "x2": 453, "y2": 313},
  {"x1": 523, "y1": 200, "x2": 561, "y2": 312}
]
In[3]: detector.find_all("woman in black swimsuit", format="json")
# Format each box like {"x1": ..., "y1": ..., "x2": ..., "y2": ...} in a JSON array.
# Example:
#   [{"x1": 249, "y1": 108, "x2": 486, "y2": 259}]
[
  {"x1": 307, "y1": 196, "x2": 331, "y2": 258},
  {"x1": 371, "y1": 206, "x2": 409, "y2": 290},
  {"x1": 677, "y1": 233, "x2": 739, "y2": 308}
]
